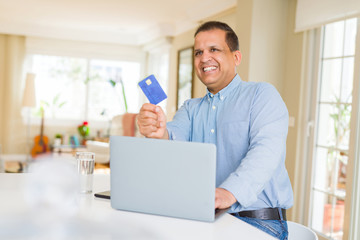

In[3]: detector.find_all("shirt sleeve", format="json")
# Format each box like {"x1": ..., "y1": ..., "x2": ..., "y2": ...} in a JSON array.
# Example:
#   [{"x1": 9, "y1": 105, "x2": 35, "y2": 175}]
[
  {"x1": 219, "y1": 83, "x2": 289, "y2": 208},
  {"x1": 166, "y1": 100, "x2": 192, "y2": 141}
]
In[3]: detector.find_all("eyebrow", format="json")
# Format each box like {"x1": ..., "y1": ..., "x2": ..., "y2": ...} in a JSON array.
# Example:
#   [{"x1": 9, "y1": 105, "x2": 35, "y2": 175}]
[{"x1": 194, "y1": 45, "x2": 220, "y2": 51}]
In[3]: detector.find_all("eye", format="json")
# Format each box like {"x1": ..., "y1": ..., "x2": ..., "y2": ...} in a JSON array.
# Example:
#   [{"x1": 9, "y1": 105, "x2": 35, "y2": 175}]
[
  {"x1": 210, "y1": 48, "x2": 219, "y2": 52},
  {"x1": 194, "y1": 50, "x2": 202, "y2": 57}
]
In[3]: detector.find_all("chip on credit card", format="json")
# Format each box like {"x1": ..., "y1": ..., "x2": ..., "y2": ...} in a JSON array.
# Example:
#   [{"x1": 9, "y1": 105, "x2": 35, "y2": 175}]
[{"x1": 138, "y1": 74, "x2": 167, "y2": 105}]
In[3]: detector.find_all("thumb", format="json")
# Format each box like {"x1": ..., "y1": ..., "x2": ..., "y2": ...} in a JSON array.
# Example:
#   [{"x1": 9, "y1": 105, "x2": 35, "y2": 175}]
[
  {"x1": 215, "y1": 198, "x2": 221, "y2": 209},
  {"x1": 156, "y1": 107, "x2": 166, "y2": 128}
]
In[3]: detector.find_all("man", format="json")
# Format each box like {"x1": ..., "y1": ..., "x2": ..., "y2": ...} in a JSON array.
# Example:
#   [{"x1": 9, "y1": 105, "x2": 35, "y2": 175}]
[{"x1": 137, "y1": 21, "x2": 293, "y2": 240}]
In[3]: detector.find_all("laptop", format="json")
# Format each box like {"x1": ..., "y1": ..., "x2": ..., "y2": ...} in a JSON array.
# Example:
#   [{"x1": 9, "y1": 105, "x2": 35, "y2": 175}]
[{"x1": 107, "y1": 136, "x2": 220, "y2": 222}]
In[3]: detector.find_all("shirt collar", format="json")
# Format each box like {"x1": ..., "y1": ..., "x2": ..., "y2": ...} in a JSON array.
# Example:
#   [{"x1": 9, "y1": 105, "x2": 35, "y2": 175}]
[{"x1": 206, "y1": 74, "x2": 242, "y2": 101}]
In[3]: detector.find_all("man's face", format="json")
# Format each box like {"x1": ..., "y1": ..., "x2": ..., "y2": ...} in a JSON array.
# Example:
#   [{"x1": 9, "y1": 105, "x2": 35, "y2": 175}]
[{"x1": 194, "y1": 29, "x2": 241, "y2": 94}]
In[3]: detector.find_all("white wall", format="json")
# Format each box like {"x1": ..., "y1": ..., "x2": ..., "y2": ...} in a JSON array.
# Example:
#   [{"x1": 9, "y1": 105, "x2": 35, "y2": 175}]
[{"x1": 237, "y1": 0, "x2": 288, "y2": 91}]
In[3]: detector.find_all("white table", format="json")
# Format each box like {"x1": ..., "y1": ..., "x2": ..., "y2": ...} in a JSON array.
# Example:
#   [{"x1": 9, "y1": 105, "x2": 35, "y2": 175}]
[{"x1": 0, "y1": 172, "x2": 276, "y2": 240}]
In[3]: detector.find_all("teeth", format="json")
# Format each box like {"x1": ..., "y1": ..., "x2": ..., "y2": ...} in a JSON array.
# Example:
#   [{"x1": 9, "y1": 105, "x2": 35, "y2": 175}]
[{"x1": 203, "y1": 66, "x2": 217, "y2": 72}]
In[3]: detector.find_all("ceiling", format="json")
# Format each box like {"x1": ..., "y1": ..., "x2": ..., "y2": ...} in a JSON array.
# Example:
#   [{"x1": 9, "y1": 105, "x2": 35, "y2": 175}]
[{"x1": 0, "y1": 0, "x2": 236, "y2": 46}]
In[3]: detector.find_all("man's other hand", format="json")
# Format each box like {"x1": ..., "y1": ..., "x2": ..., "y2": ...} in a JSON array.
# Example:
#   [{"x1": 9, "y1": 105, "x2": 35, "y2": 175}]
[
  {"x1": 215, "y1": 188, "x2": 236, "y2": 209},
  {"x1": 137, "y1": 103, "x2": 168, "y2": 139}
]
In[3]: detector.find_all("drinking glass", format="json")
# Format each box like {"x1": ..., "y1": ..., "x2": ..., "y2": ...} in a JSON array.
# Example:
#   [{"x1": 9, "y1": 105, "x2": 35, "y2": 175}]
[{"x1": 76, "y1": 152, "x2": 95, "y2": 193}]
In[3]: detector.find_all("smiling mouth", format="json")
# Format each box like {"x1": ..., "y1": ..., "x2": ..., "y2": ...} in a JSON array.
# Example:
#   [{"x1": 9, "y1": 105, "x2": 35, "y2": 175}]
[{"x1": 203, "y1": 66, "x2": 217, "y2": 72}]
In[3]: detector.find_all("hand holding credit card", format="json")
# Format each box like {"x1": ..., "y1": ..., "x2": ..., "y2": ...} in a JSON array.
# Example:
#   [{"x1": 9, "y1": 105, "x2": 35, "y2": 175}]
[{"x1": 138, "y1": 75, "x2": 167, "y2": 105}]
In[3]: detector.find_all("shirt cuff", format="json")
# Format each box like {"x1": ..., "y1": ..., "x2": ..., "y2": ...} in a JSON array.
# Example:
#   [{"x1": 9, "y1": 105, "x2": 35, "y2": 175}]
[
  {"x1": 166, "y1": 128, "x2": 176, "y2": 140},
  {"x1": 219, "y1": 175, "x2": 258, "y2": 209}
]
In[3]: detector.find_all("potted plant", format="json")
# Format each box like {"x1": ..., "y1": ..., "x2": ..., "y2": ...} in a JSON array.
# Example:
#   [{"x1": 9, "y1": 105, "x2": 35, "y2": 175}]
[{"x1": 78, "y1": 121, "x2": 90, "y2": 145}]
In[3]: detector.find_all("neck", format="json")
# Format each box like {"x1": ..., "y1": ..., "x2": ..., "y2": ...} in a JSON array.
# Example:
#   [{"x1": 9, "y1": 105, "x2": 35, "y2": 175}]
[{"x1": 207, "y1": 73, "x2": 237, "y2": 94}]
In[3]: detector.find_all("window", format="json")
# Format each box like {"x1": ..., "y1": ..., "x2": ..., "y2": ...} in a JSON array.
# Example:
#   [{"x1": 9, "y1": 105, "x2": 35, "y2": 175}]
[
  {"x1": 28, "y1": 55, "x2": 141, "y2": 123},
  {"x1": 310, "y1": 18, "x2": 357, "y2": 240}
]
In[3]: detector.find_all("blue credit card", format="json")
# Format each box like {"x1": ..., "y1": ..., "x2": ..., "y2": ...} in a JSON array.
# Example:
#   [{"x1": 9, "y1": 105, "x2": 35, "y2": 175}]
[{"x1": 138, "y1": 75, "x2": 167, "y2": 105}]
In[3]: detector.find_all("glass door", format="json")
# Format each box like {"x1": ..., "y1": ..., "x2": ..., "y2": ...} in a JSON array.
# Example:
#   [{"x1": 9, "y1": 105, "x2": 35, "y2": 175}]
[{"x1": 310, "y1": 18, "x2": 357, "y2": 240}]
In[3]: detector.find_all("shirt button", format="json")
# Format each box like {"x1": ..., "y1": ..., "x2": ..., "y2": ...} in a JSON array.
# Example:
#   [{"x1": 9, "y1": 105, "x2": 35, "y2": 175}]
[
  {"x1": 220, "y1": 96, "x2": 224, "y2": 100},
  {"x1": 212, "y1": 106, "x2": 216, "y2": 110},
  {"x1": 211, "y1": 129, "x2": 215, "y2": 134}
]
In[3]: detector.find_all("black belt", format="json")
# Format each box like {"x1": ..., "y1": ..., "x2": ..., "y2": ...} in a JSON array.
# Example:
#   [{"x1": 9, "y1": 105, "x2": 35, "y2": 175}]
[{"x1": 231, "y1": 208, "x2": 286, "y2": 221}]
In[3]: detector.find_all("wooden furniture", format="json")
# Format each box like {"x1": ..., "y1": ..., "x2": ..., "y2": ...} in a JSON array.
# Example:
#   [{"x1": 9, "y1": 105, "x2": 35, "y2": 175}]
[
  {"x1": 0, "y1": 154, "x2": 27, "y2": 173},
  {"x1": 51, "y1": 144, "x2": 87, "y2": 156}
]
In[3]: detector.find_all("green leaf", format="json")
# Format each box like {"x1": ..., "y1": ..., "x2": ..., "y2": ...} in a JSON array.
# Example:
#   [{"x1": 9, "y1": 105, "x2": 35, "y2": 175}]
[
  {"x1": 40, "y1": 100, "x2": 50, "y2": 107},
  {"x1": 53, "y1": 93, "x2": 60, "y2": 104},
  {"x1": 120, "y1": 80, "x2": 128, "y2": 112},
  {"x1": 84, "y1": 77, "x2": 91, "y2": 85},
  {"x1": 58, "y1": 101, "x2": 67, "y2": 108},
  {"x1": 109, "y1": 79, "x2": 116, "y2": 87}
]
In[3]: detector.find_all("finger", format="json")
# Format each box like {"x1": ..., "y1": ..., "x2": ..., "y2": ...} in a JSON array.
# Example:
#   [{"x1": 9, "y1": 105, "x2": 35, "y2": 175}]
[
  {"x1": 139, "y1": 125, "x2": 158, "y2": 136},
  {"x1": 139, "y1": 103, "x2": 158, "y2": 119},
  {"x1": 141, "y1": 103, "x2": 158, "y2": 112},
  {"x1": 215, "y1": 197, "x2": 221, "y2": 209},
  {"x1": 140, "y1": 118, "x2": 158, "y2": 127},
  {"x1": 155, "y1": 107, "x2": 166, "y2": 128},
  {"x1": 156, "y1": 116, "x2": 165, "y2": 128},
  {"x1": 215, "y1": 190, "x2": 220, "y2": 209},
  {"x1": 139, "y1": 110, "x2": 158, "y2": 121},
  {"x1": 137, "y1": 114, "x2": 158, "y2": 125}
]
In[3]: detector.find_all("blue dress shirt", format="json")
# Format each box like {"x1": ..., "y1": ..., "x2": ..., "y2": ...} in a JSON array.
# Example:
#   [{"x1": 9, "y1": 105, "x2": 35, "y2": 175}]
[{"x1": 167, "y1": 74, "x2": 293, "y2": 213}]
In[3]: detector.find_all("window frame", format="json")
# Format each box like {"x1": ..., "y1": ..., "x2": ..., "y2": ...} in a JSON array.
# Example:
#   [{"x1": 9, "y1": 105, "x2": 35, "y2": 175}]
[
  {"x1": 24, "y1": 37, "x2": 147, "y2": 128},
  {"x1": 343, "y1": 17, "x2": 360, "y2": 240},
  {"x1": 24, "y1": 54, "x2": 143, "y2": 128},
  {"x1": 295, "y1": 18, "x2": 360, "y2": 240}
]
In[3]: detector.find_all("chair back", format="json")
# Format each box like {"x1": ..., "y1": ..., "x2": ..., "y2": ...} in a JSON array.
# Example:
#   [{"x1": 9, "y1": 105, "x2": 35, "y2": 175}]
[
  {"x1": 288, "y1": 221, "x2": 318, "y2": 240},
  {"x1": 111, "y1": 114, "x2": 140, "y2": 137}
]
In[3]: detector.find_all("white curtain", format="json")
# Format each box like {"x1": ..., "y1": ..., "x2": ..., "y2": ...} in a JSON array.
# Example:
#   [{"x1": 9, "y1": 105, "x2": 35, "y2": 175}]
[
  {"x1": 295, "y1": 0, "x2": 360, "y2": 32},
  {"x1": 0, "y1": 34, "x2": 27, "y2": 154}
]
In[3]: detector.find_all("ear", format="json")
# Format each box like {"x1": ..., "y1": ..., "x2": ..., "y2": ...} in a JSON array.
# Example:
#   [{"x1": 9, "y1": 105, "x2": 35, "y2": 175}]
[{"x1": 233, "y1": 50, "x2": 242, "y2": 66}]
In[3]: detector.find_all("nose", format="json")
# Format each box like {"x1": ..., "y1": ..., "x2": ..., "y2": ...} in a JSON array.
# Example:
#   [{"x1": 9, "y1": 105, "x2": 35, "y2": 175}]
[{"x1": 200, "y1": 50, "x2": 212, "y2": 63}]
